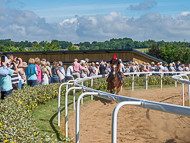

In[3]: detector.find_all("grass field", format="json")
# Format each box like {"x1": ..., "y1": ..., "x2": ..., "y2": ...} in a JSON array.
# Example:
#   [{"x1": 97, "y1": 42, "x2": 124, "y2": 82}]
[
  {"x1": 135, "y1": 48, "x2": 148, "y2": 53},
  {"x1": 31, "y1": 91, "x2": 95, "y2": 141}
]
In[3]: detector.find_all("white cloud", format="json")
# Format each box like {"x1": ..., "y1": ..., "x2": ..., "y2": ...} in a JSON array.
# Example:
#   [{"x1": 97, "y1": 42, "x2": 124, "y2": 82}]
[
  {"x1": 180, "y1": 11, "x2": 190, "y2": 16},
  {"x1": 129, "y1": 0, "x2": 157, "y2": 11},
  {"x1": 0, "y1": 0, "x2": 190, "y2": 43}
]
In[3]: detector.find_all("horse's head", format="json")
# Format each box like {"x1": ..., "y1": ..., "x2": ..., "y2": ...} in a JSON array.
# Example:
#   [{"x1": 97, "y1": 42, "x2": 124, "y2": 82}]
[{"x1": 112, "y1": 64, "x2": 117, "y2": 76}]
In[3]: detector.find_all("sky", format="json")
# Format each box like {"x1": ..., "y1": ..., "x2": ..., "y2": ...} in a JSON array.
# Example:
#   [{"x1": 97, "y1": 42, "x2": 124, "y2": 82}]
[{"x1": 1, "y1": 0, "x2": 190, "y2": 43}]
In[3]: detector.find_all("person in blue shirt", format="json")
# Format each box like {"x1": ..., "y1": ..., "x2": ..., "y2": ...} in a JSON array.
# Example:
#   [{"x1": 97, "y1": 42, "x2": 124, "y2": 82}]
[
  {"x1": 0, "y1": 57, "x2": 18, "y2": 100},
  {"x1": 164, "y1": 63, "x2": 169, "y2": 76},
  {"x1": 25, "y1": 58, "x2": 38, "y2": 87},
  {"x1": 0, "y1": 62, "x2": 9, "y2": 77}
]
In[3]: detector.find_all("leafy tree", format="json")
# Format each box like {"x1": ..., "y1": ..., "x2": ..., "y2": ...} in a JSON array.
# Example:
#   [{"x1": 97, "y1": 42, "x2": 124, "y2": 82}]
[{"x1": 79, "y1": 46, "x2": 86, "y2": 50}]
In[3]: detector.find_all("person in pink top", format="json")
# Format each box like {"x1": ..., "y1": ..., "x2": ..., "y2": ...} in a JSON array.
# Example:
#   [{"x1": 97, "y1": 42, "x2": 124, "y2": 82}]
[
  {"x1": 73, "y1": 58, "x2": 81, "y2": 78},
  {"x1": 35, "y1": 57, "x2": 41, "y2": 85}
]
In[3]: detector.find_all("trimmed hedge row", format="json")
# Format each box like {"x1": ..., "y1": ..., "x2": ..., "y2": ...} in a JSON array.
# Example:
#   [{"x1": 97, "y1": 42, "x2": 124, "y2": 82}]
[
  {"x1": 123, "y1": 75, "x2": 176, "y2": 87},
  {"x1": 0, "y1": 76, "x2": 175, "y2": 142},
  {"x1": 0, "y1": 78, "x2": 107, "y2": 143},
  {"x1": 0, "y1": 83, "x2": 66, "y2": 143}
]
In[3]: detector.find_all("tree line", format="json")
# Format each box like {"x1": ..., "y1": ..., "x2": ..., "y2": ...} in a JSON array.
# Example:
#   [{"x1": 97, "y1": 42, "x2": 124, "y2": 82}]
[
  {"x1": 147, "y1": 43, "x2": 190, "y2": 64},
  {"x1": 0, "y1": 38, "x2": 190, "y2": 63}
]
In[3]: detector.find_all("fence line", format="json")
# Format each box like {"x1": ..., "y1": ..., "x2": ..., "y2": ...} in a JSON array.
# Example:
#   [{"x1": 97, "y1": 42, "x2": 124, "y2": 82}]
[
  {"x1": 74, "y1": 89, "x2": 190, "y2": 143},
  {"x1": 57, "y1": 71, "x2": 190, "y2": 142}
]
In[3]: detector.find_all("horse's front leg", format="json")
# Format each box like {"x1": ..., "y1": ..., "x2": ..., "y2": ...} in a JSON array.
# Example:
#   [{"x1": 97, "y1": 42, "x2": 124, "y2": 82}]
[
  {"x1": 112, "y1": 86, "x2": 117, "y2": 94},
  {"x1": 116, "y1": 84, "x2": 122, "y2": 95}
]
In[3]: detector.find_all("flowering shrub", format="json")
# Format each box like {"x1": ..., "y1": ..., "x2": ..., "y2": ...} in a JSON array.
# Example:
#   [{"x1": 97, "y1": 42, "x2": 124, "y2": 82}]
[
  {"x1": 0, "y1": 83, "x2": 66, "y2": 143},
  {"x1": 0, "y1": 78, "x2": 107, "y2": 143}
]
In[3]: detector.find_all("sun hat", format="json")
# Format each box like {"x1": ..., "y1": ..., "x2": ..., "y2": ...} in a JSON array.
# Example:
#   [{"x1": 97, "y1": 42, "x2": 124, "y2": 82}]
[
  {"x1": 22, "y1": 62, "x2": 28, "y2": 67},
  {"x1": 4, "y1": 56, "x2": 11, "y2": 64},
  {"x1": 85, "y1": 58, "x2": 89, "y2": 62},
  {"x1": 96, "y1": 62, "x2": 99, "y2": 65}
]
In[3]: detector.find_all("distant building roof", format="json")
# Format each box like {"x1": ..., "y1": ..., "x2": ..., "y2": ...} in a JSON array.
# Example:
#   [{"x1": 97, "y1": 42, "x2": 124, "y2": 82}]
[{"x1": 1, "y1": 48, "x2": 166, "y2": 63}]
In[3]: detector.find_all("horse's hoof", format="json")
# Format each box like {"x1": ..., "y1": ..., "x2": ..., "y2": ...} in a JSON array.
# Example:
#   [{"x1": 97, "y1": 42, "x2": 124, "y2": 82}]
[{"x1": 112, "y1": 91, "x2": 115, "y2": 94}]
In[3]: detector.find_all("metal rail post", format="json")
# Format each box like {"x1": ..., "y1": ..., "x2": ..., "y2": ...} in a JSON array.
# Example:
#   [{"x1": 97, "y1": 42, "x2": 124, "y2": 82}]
[
  {"x1": 112, "y1": 101, "x2": 142, "y2": 143},
  {"x1": 76, "y1": 92, "x2": 99, "y2": 143},
  {"x1": 64, "y1": 87, "x2": 82, "y2": 137},
  {"x1": 189, "y1": 85, "x2": 190, "y2": 107},
  {"x1": 161, "y1": 74, "x2": 163, "y2": 89},
  {"x1": 91, "y1": 78, "x2": 93, "y2": 100},
  {"x1": 175, "y1": 81, "x2": 177, "y2": 87},
  {"x1": 58, "y1": 82, "x2": 73, "y2": 127},
  {"x1": 146, "y1": 74, "x2": 148, "y2": 90},
  {"x1": 73, "y1": 87, "x2": 76, "y2": 110},
  {"x1": 182, "y1": 83, "x2": 184, "y2": 106},
  {"x1": 81, "y1": 81, "x2": 83, "y2": 104},
  {"x1": 132, "y1": 74, "x2": 134, "y2": 91}
]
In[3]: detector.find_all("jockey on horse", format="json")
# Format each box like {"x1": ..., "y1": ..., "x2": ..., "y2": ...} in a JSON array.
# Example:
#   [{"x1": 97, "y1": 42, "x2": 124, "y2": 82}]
[
  {"x1": 107, "y1": 55, "x2": 123, "y2": 83},
  {"x1": 107, "y1": 55, "x2": 124, "y2": 94}
]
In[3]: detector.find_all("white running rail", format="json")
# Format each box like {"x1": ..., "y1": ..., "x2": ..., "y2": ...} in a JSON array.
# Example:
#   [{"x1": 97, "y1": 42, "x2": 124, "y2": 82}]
[
  {"x1": 57, "y1": 71, "x2": 190, "y2": 142},
  {"x1": 172, "y1": 73, "x2": 190, "y2": 107}
]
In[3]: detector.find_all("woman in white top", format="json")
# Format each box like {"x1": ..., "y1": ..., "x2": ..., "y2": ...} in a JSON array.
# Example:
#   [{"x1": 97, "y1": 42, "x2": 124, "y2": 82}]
[
  {"x1": 95, "y1": 62, "x2": 99, "y2": 75},
  {"x1": 80, "y1": 62, "x2": 88, "y2": 78},
  {"x1": 41, "y1": 61, "x2": 49, "y2": 85}
]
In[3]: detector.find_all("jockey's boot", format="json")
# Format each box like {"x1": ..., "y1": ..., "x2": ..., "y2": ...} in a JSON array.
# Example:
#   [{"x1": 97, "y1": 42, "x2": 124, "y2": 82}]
[
  {"x1": 106, "y1": 74, "x2": 110, "y2": 82},
  {"x1": 120, "y1": 78, "x2": 123, "y2": 83},
  {"x1": 118, "y1": 72, "x2": 123, "y2": 83}
]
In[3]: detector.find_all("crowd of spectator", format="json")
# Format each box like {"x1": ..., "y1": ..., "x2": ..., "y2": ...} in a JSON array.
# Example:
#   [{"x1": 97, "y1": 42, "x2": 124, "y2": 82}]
[{"x1": 0, "y1": 54, "x2": 189, "y2": 100}]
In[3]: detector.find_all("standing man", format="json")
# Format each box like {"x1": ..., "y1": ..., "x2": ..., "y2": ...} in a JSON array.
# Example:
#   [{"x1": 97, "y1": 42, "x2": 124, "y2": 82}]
[
  {"x1": 176, "y1": 61, "x2": 180, "y2": 71},
  {"x1": 119, "y1": 59, "x2": 125, "y2": 73},
  {"x1": 65, "y1": 63, "x2": 74, "y2": 80},
  {"x1": 6, "y1": 54, "x2": 22, "y2": 90},
  {"x1": 73, "y1": 58, "x2": 81, "y2": 79},
  {"x1": 0, "y1": 56, "x2": 18, "y2": 100},
  {"x1": 99, "y1": 61, "x2": 106, "y2": 75}
]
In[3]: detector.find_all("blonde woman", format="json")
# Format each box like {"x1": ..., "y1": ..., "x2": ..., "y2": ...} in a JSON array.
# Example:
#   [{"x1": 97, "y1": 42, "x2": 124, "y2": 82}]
[
  {"x1": 41, "y1": 61, "x2": 49, "y2": 85},
  {"x1": 35, "y1": 57, "x2": 41, "y2": 85},
  {"x1": 46, "y1": 61, "x2": 52, "y2": 84},
  {"x1": 80, "y1": 61, "x2": 88, "y2": 78},
  {"x1": 25, "y1": 58, "x2": 38, "y2": 87}
]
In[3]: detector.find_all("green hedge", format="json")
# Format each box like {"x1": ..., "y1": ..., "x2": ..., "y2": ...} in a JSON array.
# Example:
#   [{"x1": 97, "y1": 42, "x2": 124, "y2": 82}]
[
  {"x1": 0, "y1": 83, "x2": 66, "y2": 143},
  {"x1": 0, "y1": 78, "x2": 108, "y2": 143},
  {"x1": 0, "y1": 76, "x2": 175, "y2": 143},
  {"x1": 123, "y1": 75, "x2": 175, "y2": 87}
]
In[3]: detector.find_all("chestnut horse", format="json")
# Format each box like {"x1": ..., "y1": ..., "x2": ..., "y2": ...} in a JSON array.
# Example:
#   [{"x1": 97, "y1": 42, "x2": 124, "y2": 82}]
[{"x1": 107, "y1": 64, "x2": 124, "y2": 94}]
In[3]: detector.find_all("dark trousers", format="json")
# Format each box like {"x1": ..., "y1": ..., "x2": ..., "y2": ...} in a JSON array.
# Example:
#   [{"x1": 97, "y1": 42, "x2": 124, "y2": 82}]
[
  {"x1": 1, "y1": 89, "x2": 12, "y2": 100},
  {"x1": 12, "y1": 83, "x2": 18, "y2": 90},
  {"x1": 51, "y1": 77, "x2": 59, "y2": 83},
  {"x1": 27, "y1": 80, "x2": 37, "y2": 87}
]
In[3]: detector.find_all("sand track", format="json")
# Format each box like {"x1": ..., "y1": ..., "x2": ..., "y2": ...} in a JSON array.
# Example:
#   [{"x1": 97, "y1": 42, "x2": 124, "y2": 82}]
[{"x1": 67, "y1": 86, "x2": 190, "y2": 143}]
